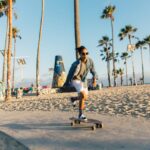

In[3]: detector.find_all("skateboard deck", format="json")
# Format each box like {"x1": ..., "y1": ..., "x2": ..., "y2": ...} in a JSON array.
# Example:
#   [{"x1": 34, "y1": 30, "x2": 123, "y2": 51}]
[{"x1": 69, "y1": 117, "x2": 102, "y2": 130}]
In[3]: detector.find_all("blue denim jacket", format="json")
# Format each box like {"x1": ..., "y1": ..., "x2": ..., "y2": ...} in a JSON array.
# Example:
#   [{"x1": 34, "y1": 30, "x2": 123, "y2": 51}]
[{"x1": 64, "y1": 57, "x2": 98, "y2": 86}]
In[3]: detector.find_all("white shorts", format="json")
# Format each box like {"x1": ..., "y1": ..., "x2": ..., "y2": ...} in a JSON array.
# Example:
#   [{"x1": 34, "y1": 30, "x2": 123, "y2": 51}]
[{"x1": 71, "y1": 80, "x2": 88, "y2": 95}]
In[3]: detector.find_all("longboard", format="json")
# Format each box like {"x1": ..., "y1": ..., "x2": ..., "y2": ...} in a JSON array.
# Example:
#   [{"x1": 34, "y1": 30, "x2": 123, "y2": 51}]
[{"x1": 69, "y1": 117, "x2": 102, "y2": 130}]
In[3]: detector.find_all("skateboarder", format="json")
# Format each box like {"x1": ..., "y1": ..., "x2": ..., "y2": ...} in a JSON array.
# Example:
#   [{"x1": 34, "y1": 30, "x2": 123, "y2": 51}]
[{"x1": 64, "y1": 46, "x2": 98, "y2": 120}]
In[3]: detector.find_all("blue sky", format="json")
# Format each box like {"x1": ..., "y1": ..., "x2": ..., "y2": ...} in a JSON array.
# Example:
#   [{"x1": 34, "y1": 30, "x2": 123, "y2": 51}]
[{"x1": 0, "y1": 0, "x2": 150, "y2": 85}]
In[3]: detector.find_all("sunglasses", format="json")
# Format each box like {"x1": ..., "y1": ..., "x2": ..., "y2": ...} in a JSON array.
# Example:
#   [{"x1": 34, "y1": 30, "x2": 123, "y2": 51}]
[{"x1": 82, "y1": 52, "x2": 89, "y2": 55}]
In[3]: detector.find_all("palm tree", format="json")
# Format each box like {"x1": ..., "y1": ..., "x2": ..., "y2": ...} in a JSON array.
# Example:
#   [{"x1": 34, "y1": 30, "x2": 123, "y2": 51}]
[
  {"x1": 36, "y1": 0, "x2": 44, "y2": 96},
  {"x1": 135, "y1": 40, "x2": 145, "y2": 84},
  {"x1": 2, "y1": 11, "x2": 8, "y2": 86},
  {"x1": 116, "y1": 68, "x2": 124, "y2": 86},
  {"x1": 0, "y1": 1, "x2": 8, "y2": 85},
  {"x1": 74, "y1": 0, "x2": 80, "y2": 59},
  {"x1": 144, "y1": 35, "x2": 150, "y2": 67},
  {"x1": 98, "y1": 36, "x2": 112, "y2": 87},
  {"x1": 118, "y1": 25, "x2": 137, "y2": 85},
  {"x1": 101, "y1": 5, "x2": 116, "y2": 86},
  {"x1": 0, "y1": 0, "x2": 16, "y2": 101},
  {"x1": 120, "y1": 52, "x2": 130, "y2": 85},
  {"x1": 6, "y1": 0, "x2": 13, "y2": 101},
  {"x1": 2, "y1": 6, "x2": 17, "y2": 87},
  {"x1": 12, "y1": 27, "x2": 21, "y2": 89}
]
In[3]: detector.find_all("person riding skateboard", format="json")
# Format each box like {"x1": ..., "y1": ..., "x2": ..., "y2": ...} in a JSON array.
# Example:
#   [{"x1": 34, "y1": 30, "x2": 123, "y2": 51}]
[{"x1": 64, "y1": 46, "x2": 98, "y2": 120}]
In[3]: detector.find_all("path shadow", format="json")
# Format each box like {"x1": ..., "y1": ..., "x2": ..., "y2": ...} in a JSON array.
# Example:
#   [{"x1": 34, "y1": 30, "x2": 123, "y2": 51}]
[
  {"x1": 0, "y1": 122, "x2": 94, "y2": 131},
  {"x1": 0, "y1": 131, "x2": 29, "y2": 150}
]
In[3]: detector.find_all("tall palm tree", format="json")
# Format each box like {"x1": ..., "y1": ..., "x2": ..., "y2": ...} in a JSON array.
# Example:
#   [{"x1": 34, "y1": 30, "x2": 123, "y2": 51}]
[
  {"x1": 120, "y1": 52, "x2": 130, "y2": 85},
  {"x1": 144, "y1": 35, "x2": 150, "y2": 67},
  {"x1": 12, "y1": 27, "x2": 21, "y2": 89},
  {"x1": 117, "y1": 68, "x2": 124, "y2": 86},
  {"x1": 101, "y1": 5, "x2": 116, "y2": 86},
  {"x1": 135, "y1": 40, "x2": 145, "y2": 84},
  {"x1": 36, "y1": 0, "x2": 44, "y2": 96},
  {"x1": 2, "y1": 5, "x2": 16, "y2": 87},
  {"x1": 118, "y1": 25, "x2": 137, "y2": 85},
  {"x1": 6, "y1": 0, "x2": 13, "y2": 101},
  {"x1": 98, "y1": 36, "x2": 112, "y2": 87},
  {"x1": 2, "y1": 11, "x2": 8, "y2": 85},
  {"x1": 1, "y1": 0, "x2": 16, "y2": 100},
  {"x1": 0, "y1": 1, "x2": 8, "y2": 85},
  {"x1": 74, "y1": 0, "x2": 80, "y2": 59}
]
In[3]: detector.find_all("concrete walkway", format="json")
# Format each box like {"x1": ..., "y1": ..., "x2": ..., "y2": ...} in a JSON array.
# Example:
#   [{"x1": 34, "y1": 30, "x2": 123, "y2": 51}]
[
  {"x1": 0, "y1": 131, "x2": 29, "y2": 150},
  {"x1": 0, "y1": 111, "x2": 150, "y2": 150}
]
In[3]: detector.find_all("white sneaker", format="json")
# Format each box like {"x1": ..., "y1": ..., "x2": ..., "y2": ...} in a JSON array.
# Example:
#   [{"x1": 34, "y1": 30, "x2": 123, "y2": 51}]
[{"x1": 79, "y1": 114, "x2": 87, "y2": 121}]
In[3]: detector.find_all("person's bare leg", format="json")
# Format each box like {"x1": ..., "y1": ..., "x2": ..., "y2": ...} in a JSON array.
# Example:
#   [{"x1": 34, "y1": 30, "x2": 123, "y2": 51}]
[{"x1": 78, "y1": 91, "x2": 88, "y2": 117}]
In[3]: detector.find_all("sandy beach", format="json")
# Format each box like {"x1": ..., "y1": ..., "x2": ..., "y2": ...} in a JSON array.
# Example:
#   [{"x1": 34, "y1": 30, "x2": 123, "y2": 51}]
[
  {"x1": 0, "y1": 85, "x2": 150, "y2": 150},
  {"x1": 0, "y1": 85, "x2": 150, "y2": 119}
]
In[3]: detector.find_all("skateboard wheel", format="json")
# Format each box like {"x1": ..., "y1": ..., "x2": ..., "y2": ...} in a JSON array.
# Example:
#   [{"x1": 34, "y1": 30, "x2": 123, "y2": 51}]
[
  {"x1": 71, "y1": 122, "x2": 75, "y2": 126},
  {"x1": 75, "y1": 120, "x2": 80, "y2": 124},
  {"x1": 96, "y1": 124, "x2": 102, "y2": 128},
  {"x1": 96, "y1": 124, "x2": 98, "y2": 128},
  {"x1": 91, "y1": 125, "x2": 96, "y2": 131},
  {"x1": 99, "y1": 124, "x2": 102, "y2": 128}
]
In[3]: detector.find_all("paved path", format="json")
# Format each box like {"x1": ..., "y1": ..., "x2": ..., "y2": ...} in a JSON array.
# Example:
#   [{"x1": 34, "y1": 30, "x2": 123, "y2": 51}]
[{"x1": 0, "y1": 111, "x2": 150, "y2": 150}]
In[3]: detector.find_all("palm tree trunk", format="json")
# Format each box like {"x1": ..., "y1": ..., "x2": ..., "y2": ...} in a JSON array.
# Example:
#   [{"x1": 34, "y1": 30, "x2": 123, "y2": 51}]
[
  {"x1": 106, "y1": 51, "x2": 111, "y2": 87},
  {"x1": 6, "y1": 0, "x2": 12, "y2": 101},
  {"x1": 149, "y1": 44, "x2": 150, "y2": 68},
  {"x1": 129, "y1": 36, "x2": 136, "y2": 85},
  {"x1": 125, "y1": 59, "x2": 128, "y2": 86},
  {"x1": 74, "y1": 0, "x2": 80, "y2": 60},
  {"x1": 107, "y1": 60, "x2": 111, "y2": 87},
  {"x1": 12, "y1": 38, "x2": 16, "y2": 89},
  {"x1": 110, "y1": 19, "x2": 116, "y2": 87},
  {"x1": 2, "y1": 16, "x2": 9, "y2": 87},
  {"x1": 36, "y1": 0, "x2": 44, "y2": 96},
  {"x1": 120, "y1": 75, "x2": 123, "y2": 86},
  {"x1": 131, "y1": 53, "x2": 136, "y2": 85},
  {"x1": 140, "y1": 47, "x2": 144, "y2": 84}
]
